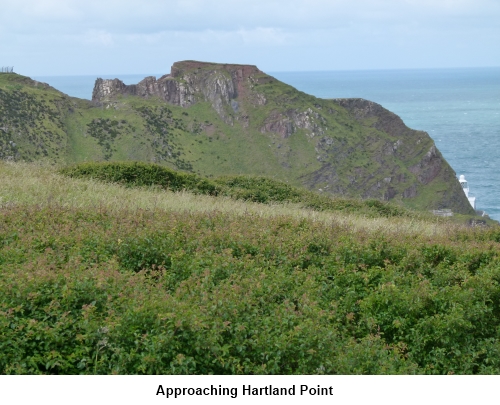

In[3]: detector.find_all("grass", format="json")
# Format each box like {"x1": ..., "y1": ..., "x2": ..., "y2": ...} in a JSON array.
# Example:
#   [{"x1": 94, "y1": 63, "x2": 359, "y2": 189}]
[{"x1": 1, "y1": 161, "x2": 442, "y2": 236}]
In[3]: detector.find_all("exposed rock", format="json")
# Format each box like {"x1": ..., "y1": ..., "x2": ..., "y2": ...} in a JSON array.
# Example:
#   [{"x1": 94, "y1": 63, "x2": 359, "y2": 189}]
[
  {"x1": 92, "y1": 78, "x2": 127, "y2": 101},
  {"x1": 92, "y1": 75, "x2": 195, "y2": 107},
  {"x1": 409, "y1": 145, "x2": 443, "y2": 184},
  {"x1": 260, "y1": 113, "x2": 294, "y2": 138},
  {"x1": 300, "y1": 163, "x2": 341, "y2": 193},
  {"x1": 231, "y1": 100, "x2": 239, "y2": 113},
  {"x1": 333, "y1": 98, "x2": 414, "y2": 138},
  {"x1": 384, "y1": 187, "x2": 397, "y2": 200},
  {"x1": 92, "y1": 61, "x2": 262, "y2": 125},
  {"x1": 260, "y1": 108, "x2": 325, "y2": 138},
  {"x1": 403, "y1": 184, "x2": 418, "y2": 198}
]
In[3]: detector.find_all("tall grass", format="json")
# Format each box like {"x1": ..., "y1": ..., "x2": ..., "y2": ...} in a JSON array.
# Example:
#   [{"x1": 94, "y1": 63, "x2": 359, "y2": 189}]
[{"x1": 1, "y1": 161, "x2": 450, "y2": 236}]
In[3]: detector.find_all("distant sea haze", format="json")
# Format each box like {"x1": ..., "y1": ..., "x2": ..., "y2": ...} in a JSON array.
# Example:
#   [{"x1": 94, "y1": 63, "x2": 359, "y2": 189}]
[{"x1": 34, "y1": 67, "x2": 500, "y2": 220}]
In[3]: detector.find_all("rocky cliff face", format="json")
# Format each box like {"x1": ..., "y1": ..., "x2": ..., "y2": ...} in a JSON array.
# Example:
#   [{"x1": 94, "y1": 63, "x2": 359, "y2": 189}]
[
  {"x1": 330, "y1": 98, "x2": 473, "y2": 213},
  {"x1": 92, "y1": 75, "x2": 195, "y2": 107},
  {"x1": 92, "y1": 61, "x2": 263, "y2": 125}
]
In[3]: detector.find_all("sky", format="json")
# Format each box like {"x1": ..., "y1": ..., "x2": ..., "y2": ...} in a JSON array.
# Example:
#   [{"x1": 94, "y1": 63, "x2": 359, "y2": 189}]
[{"x1": 1, "y1": 0, "x2": 500, "y2": 76}]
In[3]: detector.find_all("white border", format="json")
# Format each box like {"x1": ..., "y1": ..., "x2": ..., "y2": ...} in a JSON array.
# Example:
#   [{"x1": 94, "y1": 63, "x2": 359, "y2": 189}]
[{"x1": 2, "y1": 375, "x2": 498, "y2": 405}]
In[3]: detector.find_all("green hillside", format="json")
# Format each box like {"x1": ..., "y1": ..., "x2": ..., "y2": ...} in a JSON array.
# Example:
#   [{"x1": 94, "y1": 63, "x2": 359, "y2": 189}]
[
  {"x1": 0, "y1": 161, "x2": 499, "y2": 374},
  {"x1": 0, "y1": 62, "x2": 474, "y2": 215},
  {"x1": 59, "y1": 161, "x2": 417, "y2": 218}
]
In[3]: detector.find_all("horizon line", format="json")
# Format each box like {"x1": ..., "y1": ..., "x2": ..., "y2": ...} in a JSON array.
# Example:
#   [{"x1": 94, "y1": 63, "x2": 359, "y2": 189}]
[{"x1": 26, "y1": 65, "x2": 500, "y2": 78}]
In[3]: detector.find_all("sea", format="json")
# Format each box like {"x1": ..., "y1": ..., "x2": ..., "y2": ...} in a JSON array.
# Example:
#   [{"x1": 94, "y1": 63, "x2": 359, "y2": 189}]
[{"x1": 33, "y1": 67, "x2": 500, "y2": 220}]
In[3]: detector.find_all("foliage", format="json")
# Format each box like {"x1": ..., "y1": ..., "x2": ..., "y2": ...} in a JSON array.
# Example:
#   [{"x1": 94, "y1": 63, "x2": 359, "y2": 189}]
[
  {"x1": 59, "y1": 161, "x2": 218, "y2": 195},
  {"x1": 214, "y1": 175, "x2": 304, "y2": 203},
  {"x1": 0, "y1": 85, "x2": 67, "y2": 161},
  {"x1": 1, "y1": 188, "x2": 500, "y2": 374}
]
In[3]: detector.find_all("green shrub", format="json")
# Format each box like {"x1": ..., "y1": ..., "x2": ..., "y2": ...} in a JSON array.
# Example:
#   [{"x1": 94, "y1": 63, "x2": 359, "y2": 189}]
[
  {"x1": 59, "y1": 161, "x2": 219, "y2": 195},
  {"x1": 214, "y1": 175, "x2": 303, "y2": 203},
  {"x1": 1, "y1": 203, "x2": 500, "y2": 374}
]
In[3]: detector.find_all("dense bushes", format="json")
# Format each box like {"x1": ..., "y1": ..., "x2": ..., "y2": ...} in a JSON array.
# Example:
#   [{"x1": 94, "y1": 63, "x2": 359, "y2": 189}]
[
  {"x1": 1, "y1": 204, "x2": 500, "y2": 374},
  {"x1": 213, "y1": 175, "x2": 304, "y2": 203},
  {"x1": 60, "y1": 162, "x2": 413, "y2": 218},
  {"x1": 60, "y1": 161, "x2": 218, "y2": 195}
]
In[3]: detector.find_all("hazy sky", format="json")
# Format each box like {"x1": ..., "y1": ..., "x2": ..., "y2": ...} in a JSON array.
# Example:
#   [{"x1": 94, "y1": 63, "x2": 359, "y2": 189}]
[{"x1": 2, "y1": 0, "x2": 500, "y2": 76}]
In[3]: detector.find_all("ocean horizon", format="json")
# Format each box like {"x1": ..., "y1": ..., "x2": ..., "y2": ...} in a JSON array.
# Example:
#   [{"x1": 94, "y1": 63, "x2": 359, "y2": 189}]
[{"x1": 33, "y1": 67, "x2": 500, "y2": 220}]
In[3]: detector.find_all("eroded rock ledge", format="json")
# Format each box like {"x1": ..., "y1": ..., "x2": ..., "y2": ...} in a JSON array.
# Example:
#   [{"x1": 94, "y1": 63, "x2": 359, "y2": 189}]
[{"x1": 92, "y1": 61, "x2": 263, "y2": 125}]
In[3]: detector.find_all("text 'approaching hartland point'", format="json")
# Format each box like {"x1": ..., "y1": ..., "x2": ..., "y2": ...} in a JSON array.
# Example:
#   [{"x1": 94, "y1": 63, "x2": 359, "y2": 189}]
[{"x1": 156, "y1": 384, "x2": 335, "y2": 399}]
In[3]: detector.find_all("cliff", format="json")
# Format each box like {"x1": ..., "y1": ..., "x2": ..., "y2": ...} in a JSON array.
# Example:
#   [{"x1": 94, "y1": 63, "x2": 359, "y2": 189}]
[
  {"x1": 92, "y1": 62, "x2": 263, "y2": 125},
  {"x1": 0, "y1": 63, "x2": 474, "y2": 214}
]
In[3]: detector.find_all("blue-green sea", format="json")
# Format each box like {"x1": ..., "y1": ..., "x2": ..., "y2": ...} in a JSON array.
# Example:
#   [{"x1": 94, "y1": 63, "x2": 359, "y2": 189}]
[{"x1": 33, "y1": 67, "x2": 500, "y2": 220}]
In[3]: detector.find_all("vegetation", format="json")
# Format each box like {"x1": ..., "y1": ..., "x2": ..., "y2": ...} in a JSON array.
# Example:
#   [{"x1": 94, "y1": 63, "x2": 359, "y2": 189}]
[
  {"x1": 1, "y1": 161, "x2": 500, "y2": 374},
  {"x1": 0, "y1": 84, "x2": 68, "y2": 161},
  {"x1": 60, "y1": 161, "x2": 218, "y2": 196},
  {"x1": 60, "y1": 161, "x2": 415, "y2": 218}
]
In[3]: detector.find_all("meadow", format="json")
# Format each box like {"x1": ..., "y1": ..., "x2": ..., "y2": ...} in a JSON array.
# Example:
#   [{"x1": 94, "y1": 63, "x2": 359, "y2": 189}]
[{"x1": 1, "y1": 161, "x2": 500, "y2": 374}]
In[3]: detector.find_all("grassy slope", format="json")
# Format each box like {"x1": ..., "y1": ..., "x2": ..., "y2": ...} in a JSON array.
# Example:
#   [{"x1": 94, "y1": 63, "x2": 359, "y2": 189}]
[
  {"x1": 1, "y1": 161, "x2": 500, "y2": 374},
  {"x1": 0, "y1": 74, "x2": 72, "y2": 162},
  {"x1": 58, "y1": 161, "x2": 420, "y2": 219}
]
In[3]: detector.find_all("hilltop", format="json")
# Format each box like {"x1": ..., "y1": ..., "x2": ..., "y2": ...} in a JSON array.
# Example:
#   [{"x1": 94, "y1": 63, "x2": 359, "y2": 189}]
[{"x1": 0, "y1": 61, "x2": 473, "y2": 214}]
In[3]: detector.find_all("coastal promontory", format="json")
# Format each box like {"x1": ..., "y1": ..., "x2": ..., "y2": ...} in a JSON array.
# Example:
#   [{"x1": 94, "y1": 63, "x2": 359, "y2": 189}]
[{"x1": 0, "y1": 61, "x2": 473, "y2": 214}]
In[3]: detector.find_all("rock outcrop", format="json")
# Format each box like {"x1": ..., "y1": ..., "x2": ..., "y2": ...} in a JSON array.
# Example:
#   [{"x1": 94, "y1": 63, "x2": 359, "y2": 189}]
[
  {"x1": 92, "y1": 75, "x2": 195, "y2": 107},
  {"x1": 260, "y1": 108, "x2": 326, "y2": 139},
  {"x1": 92, "y1": 61, "x2": 263, "y2": 125}
]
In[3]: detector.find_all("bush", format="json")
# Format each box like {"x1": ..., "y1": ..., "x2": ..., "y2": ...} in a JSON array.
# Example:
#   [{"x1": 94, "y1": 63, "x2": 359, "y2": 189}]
[
  {"x1": 1, "y1": 203, "x2": 500, "y2": 374},
  {"x1": 214, "y1": 175, "x2": 304, "y2": 203},
  {"x1": 59, "y1": 161, "x2": 219, "y2": 195}
]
